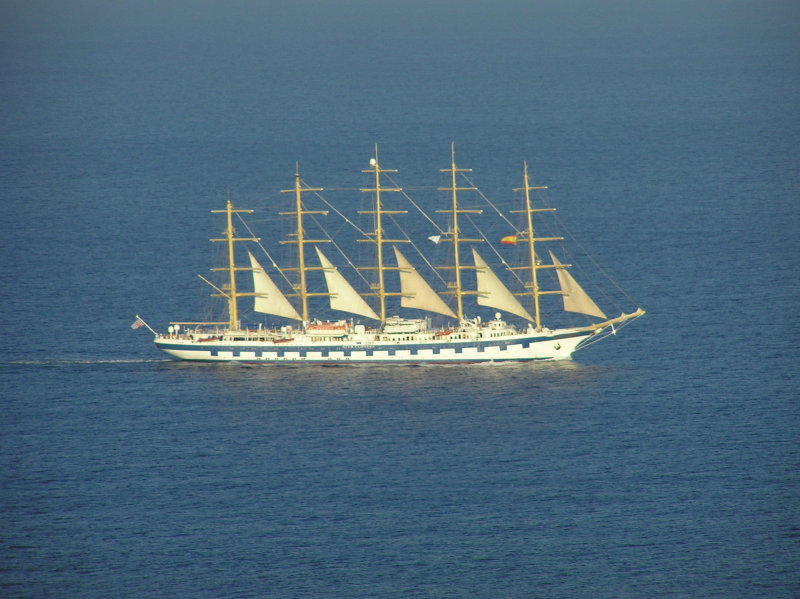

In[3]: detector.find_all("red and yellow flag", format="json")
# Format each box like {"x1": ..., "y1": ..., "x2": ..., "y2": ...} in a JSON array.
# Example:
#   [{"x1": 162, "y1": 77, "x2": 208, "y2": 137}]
[{"x1": 500, "y1": 235, "x2": 517, "y2": 245}]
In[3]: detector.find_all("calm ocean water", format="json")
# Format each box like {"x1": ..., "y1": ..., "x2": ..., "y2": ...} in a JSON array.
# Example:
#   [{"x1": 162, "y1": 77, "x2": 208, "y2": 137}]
[{"x1": 2, "y1": 1, "x2": 799, "y2": 597}]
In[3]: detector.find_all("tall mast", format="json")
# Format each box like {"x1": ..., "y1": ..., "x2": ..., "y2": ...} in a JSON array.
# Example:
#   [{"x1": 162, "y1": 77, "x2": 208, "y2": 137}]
[
  {"x1": 511, "y1": 161, "x2": 561, "y2": 331},
  {"x1": 358, "y1": 145, "x2": 407, "y2": 323},
  {"x1": 437, "y1": 143, "x2": 481, "y2": 322},
  {"x1": 209, "y1": 200, "x2": 258, "y2": 330},
  {"x1": 279, "y1": 167, "x2": 327, "y2": 322}
]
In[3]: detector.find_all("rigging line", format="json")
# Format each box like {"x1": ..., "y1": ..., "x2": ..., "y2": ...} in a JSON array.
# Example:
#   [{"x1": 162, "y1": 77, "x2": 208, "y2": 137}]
[
  {"x1": 550, "y1": 209, "x2": 641, "y2": 308},
  {"x1": 461, "y1": 173, "x2": 518, "y2": 231},
  {"x1": 557, "y1": 243, "x2": 625, "y2": 315},
  {"x1": 311, "y1": 186, "x2": 441, "y2": 192},
  {"x1": 308, "y1": 187, "x2": 361, "y2": 191},
  {"x1": 464, "y1": 214, "x2": 527, "y2": 287},
  {"x1": 234, "y1": 212, "x2": 295, "y2": 287},
  {"x1": 385, "y1": 173, "x2": 446, "y2": 234},
  {"x1": 307, "y1": 214, "x2": 373, "y2": 286},
  {"x1": 300, "y1": 180, "x2": 371, "y2": 237},
  {"x1": 576, "y1": 313, "x2": 643, "y2": 351},
  {"x1": 292, "y1": 179, "x2": 372, "y2": 286},
  {"x1": 539, "y1": 213, "x2": 626, "y2": 315},
  {"x1": 386, "y1": 214, "x2": 449, "y2": 285},
  {"x1": 394, "y1": 186, "x2": 440, "y2": 191},
  {"x1": 459, "y1": 168, "x2": 637, "y2": 310}
]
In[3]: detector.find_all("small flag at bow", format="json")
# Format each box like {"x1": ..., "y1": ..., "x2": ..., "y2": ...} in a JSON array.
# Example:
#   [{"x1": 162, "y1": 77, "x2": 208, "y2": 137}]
[
  {"x1": 500, "y1": 235, "x2": 518, "y2": 245},
  {"x1": 427, "y1": 235, "x2": 441, "y2": 244},
  {"x1": 131, "y1": 316, "x2": 145, "y2": 329}
]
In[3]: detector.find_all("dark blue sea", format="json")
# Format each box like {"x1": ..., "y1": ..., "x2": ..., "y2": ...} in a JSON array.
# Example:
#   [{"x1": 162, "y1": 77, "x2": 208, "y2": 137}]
[{"x1": 2, "y1": 1, "x2": 799, "y2": 597}]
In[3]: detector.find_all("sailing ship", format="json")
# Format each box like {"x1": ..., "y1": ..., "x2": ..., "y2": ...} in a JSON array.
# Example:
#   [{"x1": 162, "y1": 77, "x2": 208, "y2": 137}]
[{"x1": 136, "y1": 146, "x2": 644, "y2": 363}]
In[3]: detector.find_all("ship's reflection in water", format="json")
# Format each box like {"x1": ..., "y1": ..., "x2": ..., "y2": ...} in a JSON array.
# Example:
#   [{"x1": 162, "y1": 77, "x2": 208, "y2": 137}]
[{"x1": 160, "y1": 358, "x2": 610, "y2": 407}]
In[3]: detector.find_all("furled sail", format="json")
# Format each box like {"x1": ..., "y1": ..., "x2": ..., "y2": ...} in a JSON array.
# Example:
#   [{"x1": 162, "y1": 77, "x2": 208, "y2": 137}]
[
  {"x1": 548, "y1": 250, "x2": 607, "y2": 319},
  {"x1": 393, "y1": 247, "x2": 457, "y2": 319},
  {"x1": 315, "y1": 247, "x2": 381, "y2": 321},
  {"x1": 248, "y1": 251, "x2": 303, "y2": 321},
  {"x1": 472, "y1": 249, "x2": 535, "y2": 322}
]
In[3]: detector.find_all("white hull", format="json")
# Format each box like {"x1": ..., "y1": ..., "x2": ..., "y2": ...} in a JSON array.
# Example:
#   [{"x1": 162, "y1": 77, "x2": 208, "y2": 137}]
[{"x1": 154, "y1": 325, "x2": 600, "y2": 364}]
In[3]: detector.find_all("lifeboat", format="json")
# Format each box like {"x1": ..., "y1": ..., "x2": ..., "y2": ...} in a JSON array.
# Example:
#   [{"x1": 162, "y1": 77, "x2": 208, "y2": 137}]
[{"x1": 305, "y1": 320, "x2": 349, "y2": 337}]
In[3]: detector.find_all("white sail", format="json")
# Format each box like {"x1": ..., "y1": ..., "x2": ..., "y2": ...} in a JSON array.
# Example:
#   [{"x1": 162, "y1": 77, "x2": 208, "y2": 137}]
[
  {"x1": 548, "y1": 250, "x2": 607, "y2": 319},
  {"x1": 315, "y1": 247, "x2": 381, "y2": 321},
  {"x1": 248, "y1": 251, "x2": 303, "y2": 321},
  {"x1": 472, "y1": 249, "x2": 535, "y2": 322},
  {"x1": 393, "y1": 247, "x2": 457, "y2": 319}
]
